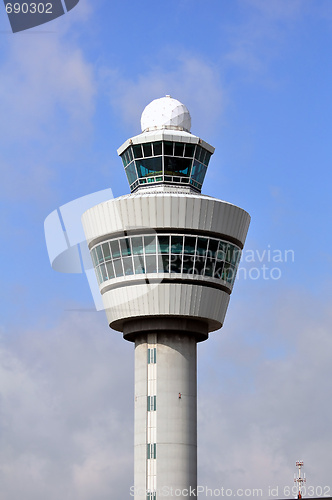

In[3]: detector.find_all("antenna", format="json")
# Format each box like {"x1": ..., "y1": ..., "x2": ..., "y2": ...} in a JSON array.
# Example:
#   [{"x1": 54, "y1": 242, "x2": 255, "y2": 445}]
[{"x1": 294, "y1": 460, "x2": 306, "y2": 499}]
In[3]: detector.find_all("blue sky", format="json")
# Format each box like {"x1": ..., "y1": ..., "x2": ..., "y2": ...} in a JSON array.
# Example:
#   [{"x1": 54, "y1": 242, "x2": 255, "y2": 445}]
[{"x1": 0, "y1": 0, "x2": 332, "y2": 498}]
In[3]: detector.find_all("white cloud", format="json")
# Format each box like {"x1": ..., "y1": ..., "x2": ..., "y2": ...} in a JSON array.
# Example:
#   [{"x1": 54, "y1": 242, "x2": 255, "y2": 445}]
[
  {"x1": 0, "y1": 28, "x2": 96, "y2": 204},
  {"x1": 0, "y1": 312, "x2": 133, "y2": 500},
  {"x1": 198, "y1": 286, "x2": 332, "y2": 494},
  {"x1": 0, "y1": 287, "x2": 331, "y2": 499}
]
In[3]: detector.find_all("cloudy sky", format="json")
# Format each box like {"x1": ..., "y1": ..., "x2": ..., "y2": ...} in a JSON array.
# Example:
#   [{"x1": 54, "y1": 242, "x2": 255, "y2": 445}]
[{"x1": 0, "y1": 0, "x2": 332, "y2": 498}]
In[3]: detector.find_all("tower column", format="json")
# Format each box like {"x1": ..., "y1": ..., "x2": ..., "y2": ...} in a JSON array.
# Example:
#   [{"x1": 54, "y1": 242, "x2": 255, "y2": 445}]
[{"x1": 127, "y1": 319, "x2": 207, "y2": 500}]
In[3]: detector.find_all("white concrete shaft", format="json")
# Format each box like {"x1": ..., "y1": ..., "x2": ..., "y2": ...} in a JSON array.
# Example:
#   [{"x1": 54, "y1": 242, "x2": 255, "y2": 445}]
[{"x1": 135, "y1": 331, "x2": 197, "y2": 500}]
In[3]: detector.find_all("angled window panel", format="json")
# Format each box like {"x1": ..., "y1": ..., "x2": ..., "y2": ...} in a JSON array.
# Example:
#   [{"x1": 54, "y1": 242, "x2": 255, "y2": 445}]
[
  {"x1": 120, "y1": 238, "x2": 131, "y2": 257},
  {"x1": 136, "y1": 158, "x2": 162, "y2": 178},
  {"x1": 184, "y1": 236, "x2": 196, "y2": 255},
  {"x1": 106, "y1": 261, "x2": 115, "y2": 280},
  {"x1": 214, "y1": 261, "x2": 224, "y2": 279},
  {"x1": 127, "y1": 147, "x2": 134, "y2": 162},
  {"x1": 231, "y1": 247, "x2": 240, "y2": 266},
  {"x1": 125, "y1": 162, "x2": 138, "y2": 185},
  {"x1": 96, "y1": 245, "x2": 103, "y2": 263},
  {"x1": 113, "y1": 259, "x2": 123, "y2": 278},
  {"x1": 123, "y1": 256, "x2": 134, "y2": 276},
  {"x1": 170, "y1": 255, "x2": 182, "y2": 273},
  {"x1": 204, "y1": 257, "x2": 215, "y2": 277},
  {"x1": 102, "y1": 242, "x2": 111, "y2": 261},
  {"x1": 222, "y1": 263, "x2": 231, "y2": 282},
  {"x1": 146, "y1": 255, "x2": 157, "y2": 273},
  {"x1": 152, "y1": 141, "x2": 162, "y2": 156},
  {"x1": 131, "y1": 236, "x2": 144, "y2": 255},
  {"x1": 182, "y1": 254, "x2": 195, "y2": 274},
  {"x1": 171, "y1": 235, "x2": 183, "y2": 254},
  {"x1": 133, "y1": 144, "x2": 143, "y2": 159},
  {"x1": 225, "y1": 244, "x2": 233, "y2": 263},
  {"x1": 91, "y1": 248, "x2": 98, "y2": 267},
  {"x1": 164, "y1": 141, "x2": 173, "y2": 155},
  {"x1": 143, "y1": 143, "x2": 153, "y2": 157},
  {"x1": 184, "y1": 143, "x2": 195, "y2": 158},
  {"x1": 100, "y1": 263, "x2": 107, "y2": 282},
  {"x1": 191, "y1": 160, "x2": 207, "y2": 185},
  {"x1": 134, "y1": 256, "x2": 145, "y2": 274},
  {"x1": 144, "y1": 236, "x2": 156, "y2": 254},
  {"x1": 196, "y1": 237, "x2": 208, "y2": 256},
  {"x1": 157, "y1": 235, "x2": 169, "y2": 254},
  {"x1": 207, "y1": 238, "x2": 218, "y2": 259},
  {"x1": 95, "y1": 266, "x2": 103, "y2": 285},
  {"x1": 110, "y1": 240, "x2": 121, "y2": 259},
  {"x1": 193, "y1": 256, "x2": 205, "y2": 276},
  {"x1": 217, "y1": 241, "x2": 227, "y2": 261},
  {"x1": 174, "y1": 142, "x2": 185, "y2": 157}
]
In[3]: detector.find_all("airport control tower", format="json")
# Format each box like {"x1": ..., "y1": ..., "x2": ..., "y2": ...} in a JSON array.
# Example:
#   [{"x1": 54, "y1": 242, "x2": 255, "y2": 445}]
[{"x1": 82, "y1": 96, "x2": 250, "y2": 500}]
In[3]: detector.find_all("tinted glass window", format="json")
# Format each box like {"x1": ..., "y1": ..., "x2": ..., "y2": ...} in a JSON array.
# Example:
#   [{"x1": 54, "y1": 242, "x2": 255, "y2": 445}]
[
  {"x1": 120, "y1": 238, "x2": 131, "y2": 257},
  {"x1": 106, "y1": 261, "x2": 115, "y2": 279},
  {"x1": 174, "y1": 142, "x2": 184, "y2": 157},
  {"x1": 127, "y1": 147, "x2": 133, "y2": 162},
  {"x1": 102, "y1": 242, "x2": 111, "y2": 260},
  {"x1": 146, "y1": 255, "x2": 157, "y2": 273},
  {"x1": 164, "y1": 157, "x2": 191, "y2": 176},
  {"x1": 185, "y1": 143, "x2": 195, "y2": 157},
  {"x1": 133, "y1": 144, "x2": 142, "y2": 159},
  {"x1": 125, "y1": 162, "x2": 138, "y2": 185},
  {"x1": 123, "y1": 256, "x2": 134, "y2": 275},
  {"x1": 226, "y1": 245, "x2": 233, "y2": 263},
  {"x1": 171, "y1": 235, "x2": 183, "y2": 254},
  {"x1": 161, "y1": 255, "x2": 170, "y2": 272},
  {"x1": 136, "y1": 157, "x2": 162, "y2": 177},
  {"x1": 143, "y1": 143, "x2": 152, "y2": 157},
  {"x1": 203, "y1": 151, "x2": 211, "y2": 166},
  {"x1": 207, "y1": 239, "x2": 218, "y2": 258},
  {"x1": 132, "y1": 236, "x2": 143, "y2": 255},
  {"x1": 170, "y1": 255, "x2": 182, "y2": 273},
  {"x1": 96, "y1": 266, "x2": 102, "y2": 284},
  {"x1": 96, "y1": 246, "x2": 103, "y2": 263},
  {"x1": 121, "y1": 153, "x2": 128, "y2": 167},
  {"x1": 100, "y1": 263, "x2": 107, "y2": 281},
  {"x1": 194, "y1": 146, "x2": 202, "y2": 161},
  {"x1": 144, "y1": 236, "x2": 156, "y2": 254},
  {"x1": 182, "y1": 255, "x2": 194, "y2": 274},
  {"x1": 158, "y1": 235, "x2": 169, "y2": 254},
  {"x1": 214, "y1": 261, "x2": 224, "y2": 279},
  {"x1": 184, "y1": 236, "x2": 196, "y2": 254},
  {"x1": 113, "y1": 259, "x2": 123, "y2": 277},
  {"x1": 196, "y1": 237, "x2": 208, "y2": 256},
  {"x1": 134, "y1": 256, "x2": 145, "y2": 274},
  {"x1": 194, "y1": 256, "x2": 205, "y2": 275},
  {"x1": 204, "y1": 258, "x2": 215, "y2": 277},
  {"x1": 191, "y1": 161, "x2": 207, "y2": 184},
  {"x1": 91, "y1": 248, "x2": 98, "y2": 267},
  {"x1": 164, "y1": 141, "x2": 173, "y2": 155},
  {"x1": 217, "y1": 241, "x2": 227, "y2": 260},
  {"x1": 153, "y1": 141, "x2": 162, "y2": 155},
  {"x1": 110, "y1": 240, "x2": 121, "y2": 259}
]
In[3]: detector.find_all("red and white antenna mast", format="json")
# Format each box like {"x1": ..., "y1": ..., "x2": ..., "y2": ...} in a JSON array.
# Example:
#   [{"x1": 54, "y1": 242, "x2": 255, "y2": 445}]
[{"x1": 294, "y1": 460, "x2": 306, "y2": 499}]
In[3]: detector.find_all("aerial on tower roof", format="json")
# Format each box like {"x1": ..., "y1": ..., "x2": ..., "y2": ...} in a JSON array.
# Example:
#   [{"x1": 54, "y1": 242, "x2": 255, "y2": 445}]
[{"x1": 140, "y1": 95, "x2": 191, "y2": 133}]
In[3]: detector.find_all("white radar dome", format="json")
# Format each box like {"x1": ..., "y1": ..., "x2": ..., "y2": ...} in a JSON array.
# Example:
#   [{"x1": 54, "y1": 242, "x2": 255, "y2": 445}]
[{"x1": 141, "y1": 95, "x2": 191, "y2": 133}]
